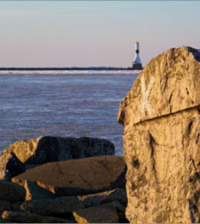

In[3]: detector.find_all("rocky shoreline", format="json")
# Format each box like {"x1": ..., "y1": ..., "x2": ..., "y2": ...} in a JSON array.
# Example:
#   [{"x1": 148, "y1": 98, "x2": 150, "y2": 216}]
[
  {"x1": 2, "y1": 46, "x2": 200, "y2": 223},
  {"x1": 0, "y1": 136, "x2": 128, "y2": 223}
]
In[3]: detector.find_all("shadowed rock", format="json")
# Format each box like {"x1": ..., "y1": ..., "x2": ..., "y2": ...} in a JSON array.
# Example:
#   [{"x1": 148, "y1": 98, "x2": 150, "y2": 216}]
[
  {"x1": 15, "y1": 180, "x2": 56, "y2": 201},
  {"x1": 12, "y1": 188, "x2": 127, "y2": 216},
  {"x1": 0, "y1": 152, "x2": 25, "y2": 181},
  {"x1": 1, "y1": 136, "x2": 115, "y2": 165},
  {"x1": 73, "y1": 207, "x2": 119, "y2": 223},
  {"x1": 83, "y1": 200, "x2": 128, "y2": 223},
  {"x1": 1, "y1": 211, "x2": 71, "y2": 223},
  {"x1": 0, "y1": 201, "x2": 11, "y2": 212},
  {"x1": 0, "y1": 180, "x2": 25, "y2": 202}
]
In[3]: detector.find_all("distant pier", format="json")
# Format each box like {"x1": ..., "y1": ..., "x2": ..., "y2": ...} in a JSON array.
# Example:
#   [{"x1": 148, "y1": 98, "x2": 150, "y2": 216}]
[{"x1": 0, "y1": 67, "x2": 132, "y2": 71}]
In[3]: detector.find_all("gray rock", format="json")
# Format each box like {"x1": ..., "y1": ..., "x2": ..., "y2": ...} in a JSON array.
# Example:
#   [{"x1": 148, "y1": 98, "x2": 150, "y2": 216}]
[
  {"x1": 33, "y1": 136, "x2": 115, "y2": 164},
  {"x1": 0, "y1": 180, "x2": 25, "y2": 202},
  {"x1": 73, "y1": 207, "x2": 119, "y2": 223},
  {"x1": 0, "y1": 200, "x2": 11, "y2": 212},
  {"x1": 1, "y1": 211, "x2": 71, "y2": 223},
  {"x1": 94, "y1": 200, "x2": 126, "y2": 212},
  {"x1": 13, "y1": 197, "x2": 84, "y2": 216},
  {"x1": 0, "y1": 217, "x2": 10, "y2": 223},
  {"x1": 12, "y1": 188, "x2": 127, "y2": 216},
  {"x1": 0, "y1": 152, "x2": 25, "y2": 181}
]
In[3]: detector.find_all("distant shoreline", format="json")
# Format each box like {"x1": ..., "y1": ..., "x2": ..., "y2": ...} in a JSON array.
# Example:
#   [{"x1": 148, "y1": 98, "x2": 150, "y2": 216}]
[{"x1": 0, "y1": 67, "x2": 140, "y2": 71}]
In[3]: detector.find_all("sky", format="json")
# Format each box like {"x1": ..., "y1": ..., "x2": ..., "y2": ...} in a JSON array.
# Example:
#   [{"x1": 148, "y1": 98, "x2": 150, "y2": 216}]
[{"x1": 0, "y1": 1, "x2": 200, "y2": 67}]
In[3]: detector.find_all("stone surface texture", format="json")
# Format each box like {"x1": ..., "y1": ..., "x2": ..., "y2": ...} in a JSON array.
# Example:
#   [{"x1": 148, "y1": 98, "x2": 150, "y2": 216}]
[
  {"x1": 73, "y1": 207, "x2": 119, "y2": 223},
  {"x1": 1, "y1": 211, "x2": 71, "y2": 223},
  {"x1": 1, "y1": 136, "x2": 115, "y2": 165},
  {"x1": 1, "y1": 138, "x2": 39, "y2": 164},
  {"x1": 0, "y1": 152, "x2": 25, "y2": 181},
  {"x1": 13, "y1": 197, "x2": 84, "y2": 216},
  {"x1": 118, "y1": 47, "x2": 200, "y2": 223},
  {"x1": 118, "y1": 46, "x2": 200, "y2": 126},
  {"x1": 12, "y1": 156, "x2": 126, "y2": 197},
  {"x1": 79, "y1": 188, "x2": 127, "y2": 208},
  {"x1": 12, "y1": 188, "x2": 126, "y2": 216},
  {"x1": 0, "y1": 180, "x2": 25, "y2": 202}
]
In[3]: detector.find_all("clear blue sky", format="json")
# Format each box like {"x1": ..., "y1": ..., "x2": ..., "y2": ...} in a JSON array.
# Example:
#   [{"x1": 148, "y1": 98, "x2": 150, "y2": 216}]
[{"x1": 0, "y1": 1, "x2": 200, "y2": 67}]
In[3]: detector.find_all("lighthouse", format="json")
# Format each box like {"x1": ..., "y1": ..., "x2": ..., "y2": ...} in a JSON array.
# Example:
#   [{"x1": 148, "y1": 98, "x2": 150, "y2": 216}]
[{"x1": 132, "y1": 42, "x2": 143, "y2": 70}]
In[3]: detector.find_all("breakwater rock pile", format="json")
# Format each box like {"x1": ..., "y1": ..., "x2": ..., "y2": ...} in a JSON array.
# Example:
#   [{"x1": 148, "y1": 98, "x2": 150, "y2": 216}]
[
  {"x1": 118, "y1": 46, "x2": 200, "y2": 223},
  {"x1": 0, "y1": 136, "x2": 128, "y2": 223}
]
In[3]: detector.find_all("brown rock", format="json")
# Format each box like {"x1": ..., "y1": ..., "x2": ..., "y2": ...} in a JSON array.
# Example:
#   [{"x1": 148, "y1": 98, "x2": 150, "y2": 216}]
[
  {"x1": 73, "y1": 207, "x2": 119, "y2": 223},
  {"x1": 0, "y1": 152, "x2": 25, "y2": 181},
  {"x1": 1, "y1": 136, "x2": 115, "y2": 165},
  {"x1": 0, "y1": 180, "x2": 25, "y2": 202},
  {"x1": 79, "y1": 188, "x2": 127, "y2": 207},
  {"x1": 12, "y1": 156, "x2": 126, "y2": 197},
  {"x1": 118, "y1": 47, "x2": 200, "y2": 223},
  {"x1": 12, "y1": 188, "x2": 126, "y2": 216},
  {"x1": 118, "y1": 46, "x2": 200, "y2": 127},
  {"x1": 1, "y1": 138, "x2": 39, "y2": 164},
  {"x1": 1, "y1": 211, "x2": 71, "y2": 223}
]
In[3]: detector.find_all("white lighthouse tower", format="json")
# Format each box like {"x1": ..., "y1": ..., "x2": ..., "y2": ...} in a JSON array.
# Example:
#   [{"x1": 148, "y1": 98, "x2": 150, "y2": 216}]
[{"x1": 132, "y1": 42, "x2": 143, "y2": 70}]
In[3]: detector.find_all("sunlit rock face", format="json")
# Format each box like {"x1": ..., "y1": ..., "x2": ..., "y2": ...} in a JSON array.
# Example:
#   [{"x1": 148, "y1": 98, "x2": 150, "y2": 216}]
[
  {"x1": 118, "y1": 47, "x2": 200, "y2": 223},
  {"x1": 118, "y1": 47, "x2": 200, "y2": 127}
]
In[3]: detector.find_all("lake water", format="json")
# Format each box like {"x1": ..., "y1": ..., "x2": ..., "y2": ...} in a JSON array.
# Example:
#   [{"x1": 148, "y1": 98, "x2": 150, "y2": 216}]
[{"x1": 0, "y1": 71, "x2": 138, "y2": 155}]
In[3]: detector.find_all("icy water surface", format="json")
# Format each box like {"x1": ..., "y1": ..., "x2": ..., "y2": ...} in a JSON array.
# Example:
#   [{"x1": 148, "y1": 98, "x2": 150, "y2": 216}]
[{"x1": 0, "y1": 71, "x2": 138, "y2": 155}]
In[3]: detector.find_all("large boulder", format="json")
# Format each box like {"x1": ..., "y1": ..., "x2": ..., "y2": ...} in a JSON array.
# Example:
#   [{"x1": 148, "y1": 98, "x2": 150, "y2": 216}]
[
  {"x1": 1, "y1": 136, "x2": 115, "y2": 165},
  {"x1": 118, "y1": 47, "x2": 200, "y2": 223},
  {"x1": 0, "y1": 180, "x2": 25, "y2": 202},
  {"x1": 118, "y1": 46, "x2": 200, "y2": 127},
  {"x1": 12, "y1": 156, "x2": 126, "y2": 197},
  {"x1": 0, "y1": 152, "x2": 25, "y2": 181}
]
